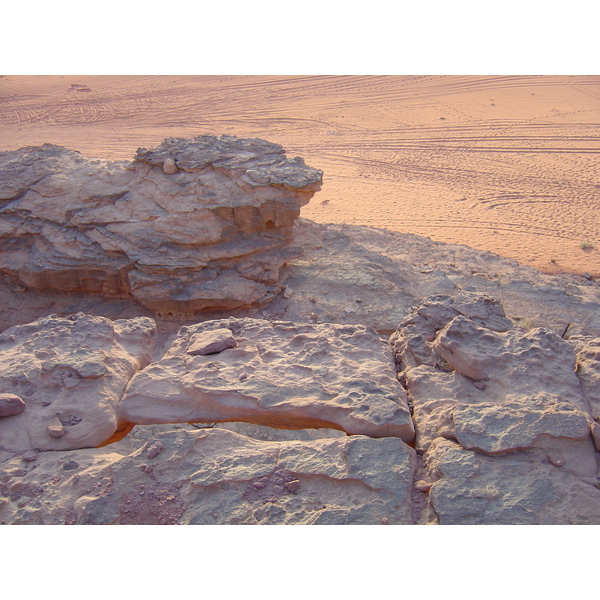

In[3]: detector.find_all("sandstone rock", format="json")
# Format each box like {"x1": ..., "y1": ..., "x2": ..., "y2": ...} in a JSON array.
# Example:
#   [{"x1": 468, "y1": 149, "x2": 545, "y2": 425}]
[
  {"x1": 424, "y1": 438, "x2": 600, "y2": 525},
  {"x1": 392, "y1": 293, "x2": 596, "y2": 480},
  {"x1": 0, "y1": 393, "x2": 26, "y2": 417},
  {"x1": 0, "y1": 313, "x2": 156, "y2": 452},
  {"x1": 591, "y1": 421, "x2": 600, "y2": 451},
  {"x1": 214, "y1": 422, "x2": 347, "y2": 442},
  {"x1": 575, "y1": 337, "x2": 600, "y2": 420},
  {"x1": 187, "y1": 328, "x2": 237, "y2": 355},
  {"x1": 119, "y1": 317, "x2": 415, "y2": 441},
  {"x1": 270, "y1": 220, "x2": 600, "y2": 337},
  {"x1": 0, "y1": 428, "x2": 416, "y2": 525},
  {"x1": 390, "y1": 292, "x2": 513, "y2": 374},
  {"x1": 0, "y1": 137, "x2": 322, "y2": 317}
]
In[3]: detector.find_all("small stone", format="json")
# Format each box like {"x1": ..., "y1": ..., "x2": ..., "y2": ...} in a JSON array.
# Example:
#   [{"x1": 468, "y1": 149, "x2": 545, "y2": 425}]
[
  {"x1": 0, "y1": 393, "x2": 26, "y2": 417},
  {"x1": 414, "y1": 480, "x2": 432, "y2": 493},
  {"x1": 22, "y1": 451, "x2": 38, "y2": 462},
  {"x1": 344, "y1": 305, "x2": 357, "y2": 314},
  {"x1": 143, "y1": 465, "x2": 154, "y2": 473},
  {"x1": 282, "y1": 286, "x2": 294, "y2": 299},
  {"x1": 381, "y1": 517, "x2": 390, "y2": 525},
  {"x1": 547, "y1": 454, "x2": 564, "y2": 468},
  {"x1": 162, "y1": 158, "x2": 178, "y2": 174},
  {"x1": 472, "y1": 380, "x2": 486, "y2": 390},
  {"x1": 253, "y1": 481, "x2": 265, "y2": 489},
  {"x1": 47, "y1": 417, "x2": 65, "y2": 438},
  {"x1": 285, "y1": 480, "x2": 300, "y2": 494},
  {"x1": 239, "y1": 371, "x2": 248, "y2": 381},
  {"x1": 62, "y1": 460, "x2": 79, "y2": 471},
  {"x1": 187, "y1": 329, "x2": 237, "y2": 356},
  {"x1": 146, "y1": 441, "x2": 163, "y2": 459}
]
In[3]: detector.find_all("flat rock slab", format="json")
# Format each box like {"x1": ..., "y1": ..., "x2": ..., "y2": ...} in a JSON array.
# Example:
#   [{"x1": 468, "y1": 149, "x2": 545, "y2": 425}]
[
  {"x1": 0, "y1": 428, "x2": 416, "y2": 525},
  {"x1": 424, "y1": 438, "x2": 600, "y2": 525},
  {"x1": 0, "y1": 313, "x2": 156, "y2": 452},
  {"x1": 119, "y1": 318, "x2": 415, "y2": 441}
]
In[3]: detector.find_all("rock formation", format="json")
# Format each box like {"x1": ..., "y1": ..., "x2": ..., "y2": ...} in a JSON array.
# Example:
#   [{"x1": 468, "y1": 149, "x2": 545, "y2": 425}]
[
  {"x1": 0, "y1": 427, "x2": 416, "y2": 525},
  {"x1": 119, "y1": 317, "x2": 415, "y2": 441},
  {"x1": 0, "y1": 313, "x2": 156, "y2": 453},
  {"x1": 390, "y1": 292, "x2": 600, "y2": 524},
  {"x1": 0, "y1": 136, "x2": 322, "y2": 317},
  {"x1": 1, "y1": 136, "x2": 600, "y2": 525}
]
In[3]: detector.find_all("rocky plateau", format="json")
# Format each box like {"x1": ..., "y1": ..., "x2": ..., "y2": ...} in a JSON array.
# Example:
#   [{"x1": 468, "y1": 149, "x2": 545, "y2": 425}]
[{"x1": 1, "y1": 136, "x2": 599, "y2": 525}]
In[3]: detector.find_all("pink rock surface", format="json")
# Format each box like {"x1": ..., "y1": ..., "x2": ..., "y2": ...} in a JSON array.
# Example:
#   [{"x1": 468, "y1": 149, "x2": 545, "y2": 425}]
[
  {"x1": 119, "y1": 317, "x2": 414, "y2": 441},
  {"x1": 0, "y1": 312, "x2": 156, "y2": 452}
]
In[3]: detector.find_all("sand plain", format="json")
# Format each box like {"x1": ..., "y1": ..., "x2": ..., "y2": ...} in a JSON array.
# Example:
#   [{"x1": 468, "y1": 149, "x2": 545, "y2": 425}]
[{"x1": 1, "y1": 74, "x2": 599, "y2": 276}]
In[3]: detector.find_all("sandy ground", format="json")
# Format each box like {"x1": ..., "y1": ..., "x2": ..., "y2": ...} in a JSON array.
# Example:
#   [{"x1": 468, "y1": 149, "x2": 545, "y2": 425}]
[{"x1": 1, "y1": 75, "x2": 599, "y2": 276}]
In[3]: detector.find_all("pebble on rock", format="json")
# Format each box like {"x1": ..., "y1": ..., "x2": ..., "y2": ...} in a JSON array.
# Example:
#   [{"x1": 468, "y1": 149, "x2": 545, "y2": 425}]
[
  {"x1": 162, "y1": 158, "x2": 178, "y2": 174},
  {"x1": 146, "y1": 441, "x2": 163, "y2": 459},
  {"x1": 0, "y1": 393, "x2": 26, "y2": 417},
  {"x1": 47, "y1": 417, "x2": 65, "y2": 438},
  {"x1": 285, "y1": 480, "x2": 300, "y2": 494},
  {"x1": 414, "y1": 480, "x2": 432, "y2": 493}
]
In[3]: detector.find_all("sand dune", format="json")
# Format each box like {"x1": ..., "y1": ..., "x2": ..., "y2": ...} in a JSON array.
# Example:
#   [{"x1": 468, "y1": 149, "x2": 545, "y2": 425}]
[{"x1": 1, "y1": 74, "x2": 599, "y2": 276}]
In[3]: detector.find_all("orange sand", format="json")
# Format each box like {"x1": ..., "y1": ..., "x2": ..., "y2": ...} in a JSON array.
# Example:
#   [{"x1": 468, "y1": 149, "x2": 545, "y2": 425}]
[{"x1": 1, "y1": 75, "x2": 599, "y2": 276}]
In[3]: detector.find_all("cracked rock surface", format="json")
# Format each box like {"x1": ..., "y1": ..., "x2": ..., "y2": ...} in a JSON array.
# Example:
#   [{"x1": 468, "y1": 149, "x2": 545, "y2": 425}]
[
  {"x1": 391, "y1": 292, "x2": 600, "y2": 524},
  {"x1": 0, "y1": 427, "x2": 416, "y2": 525}
]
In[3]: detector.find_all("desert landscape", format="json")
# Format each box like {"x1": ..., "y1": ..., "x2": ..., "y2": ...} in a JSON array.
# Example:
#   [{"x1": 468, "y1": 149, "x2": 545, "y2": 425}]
[
  {"x1": 1, "y1": 76, "x2": 600, "y2": 525},
  {"x1": 1, "y1": 75, "x2": 599, "y2": 276}
]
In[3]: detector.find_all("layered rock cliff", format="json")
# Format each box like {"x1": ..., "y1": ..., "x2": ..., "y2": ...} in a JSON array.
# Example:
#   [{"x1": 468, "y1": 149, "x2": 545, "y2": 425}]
[{"x1": 0, "y1": 136, "x2": 322, "y2": 317}]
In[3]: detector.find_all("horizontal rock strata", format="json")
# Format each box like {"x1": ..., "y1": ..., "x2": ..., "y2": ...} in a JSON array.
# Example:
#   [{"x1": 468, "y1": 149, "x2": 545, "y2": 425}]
[
  {"x1": 0, "y1": 428, "x2": 416, "y2": 525},
  {"x1": 119, "y1": 317, "x2": 415, "y2": 441},
  {"x1": 0, "y1": 313, "x2": 156, "y2": 452},
  {"x1": 0, "y1": 136, "x2": 322, "y2": 317}
]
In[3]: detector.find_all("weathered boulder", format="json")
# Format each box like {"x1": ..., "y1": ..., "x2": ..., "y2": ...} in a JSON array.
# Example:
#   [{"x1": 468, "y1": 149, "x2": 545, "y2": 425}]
[
  {"x1": 0, "y1": 313, "x2": 156, "y2": 452},
  {"x1": 0, "y1": 428, "x2": 416, "y2": 525},
  {"x1": 0, "y1": 136, "x2": 322, "y2": 317},
  {"x1": 119, "y1": 317, "x2": 415, "y2": 441}
]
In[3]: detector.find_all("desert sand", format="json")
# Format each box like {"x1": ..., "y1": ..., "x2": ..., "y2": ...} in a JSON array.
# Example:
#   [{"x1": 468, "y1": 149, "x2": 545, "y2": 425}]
[{"x1": 1, "y1": 74, "x2": 599, "y2": 276}]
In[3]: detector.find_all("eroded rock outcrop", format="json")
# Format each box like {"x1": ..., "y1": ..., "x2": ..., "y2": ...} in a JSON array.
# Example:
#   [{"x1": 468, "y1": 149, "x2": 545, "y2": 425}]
[
  {"x1": 0, "y1": 136, "x2": 322, "y2": 317},
  {"x1": 0, "y1": 427, "x2": 416, "y2": 525},
  {"x1": 0, "y1": 313, "x2": 156, "y2": 452},
  {"x1": 119, "y1": 317, "x2": 415, "y2": 441},
  {"x1": 390, "y1": 292, "x2": 600, "y2": 524}
]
